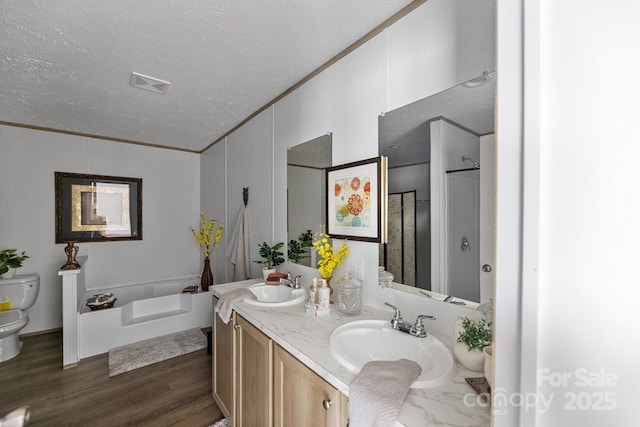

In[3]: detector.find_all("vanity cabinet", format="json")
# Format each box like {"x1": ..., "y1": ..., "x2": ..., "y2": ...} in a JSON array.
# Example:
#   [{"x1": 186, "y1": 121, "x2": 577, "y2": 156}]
[
  {"x1": 212, "y1": 311, "x2": 272, "y2": 427},
  {"x1": 213, "y1": 307, "x2": 348, "y2": 426},
  {"x1": 235, "y1": 315, "x2": 273, "y2": 427},
  {"x1": 212, "y1": 308, "x2": 235, "y2": 422},
  {"x1": 273, "y1": 344, "x2": 348, "y2": 427}
]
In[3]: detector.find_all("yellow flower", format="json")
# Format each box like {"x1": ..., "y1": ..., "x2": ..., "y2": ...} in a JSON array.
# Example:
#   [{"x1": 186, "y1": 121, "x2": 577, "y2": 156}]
[
  {"x1": 312, "y1": 232, "x2": 349, "y2": 279},
  {"x1": 190, "y1": 212, "x2": 224, "y2": 258}
]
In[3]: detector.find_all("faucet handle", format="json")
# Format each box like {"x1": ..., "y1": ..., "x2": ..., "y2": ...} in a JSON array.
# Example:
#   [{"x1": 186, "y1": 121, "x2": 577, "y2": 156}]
[
  {"x1": 293, "y1": 275, "x2": 302, "y2": 288},
  {"x1": 384, "y1": 302, "x2": 402, "y2": 319},
  {"x1": 412, "y1": 314, "x2": 436, "y2": 337},
  {"x1": 385, "y1": 302, "x2": 404, "y2": 329}
]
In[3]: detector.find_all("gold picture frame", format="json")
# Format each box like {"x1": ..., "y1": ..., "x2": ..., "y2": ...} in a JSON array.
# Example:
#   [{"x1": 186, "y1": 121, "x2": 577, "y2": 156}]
[{"x1": 55, "y1": 172, "x2": 142, "y2": 243}]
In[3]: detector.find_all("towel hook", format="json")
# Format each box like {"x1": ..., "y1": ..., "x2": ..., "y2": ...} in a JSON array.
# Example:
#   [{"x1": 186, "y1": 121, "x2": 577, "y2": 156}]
[
  {"x1": 461, "y1": 235, "x2": 470, "y2": 252},
  {"x1": 243, "y1": 187, "x2": 249, "y2": 206}
]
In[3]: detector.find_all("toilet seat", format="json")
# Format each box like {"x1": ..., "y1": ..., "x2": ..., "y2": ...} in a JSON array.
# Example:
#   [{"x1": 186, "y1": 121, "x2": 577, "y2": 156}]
[{"x1": 0, "y1": 310, "x2": 27, "y2": 331}]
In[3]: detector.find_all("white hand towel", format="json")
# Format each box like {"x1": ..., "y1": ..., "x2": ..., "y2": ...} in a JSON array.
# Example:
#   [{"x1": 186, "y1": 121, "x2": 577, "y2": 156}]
[
  {"x1": 349, "y1": 359, "x2": 421, "y2": 427},
  {"x1": 227, "y1": 206, "x2": 251, "y2": 281},
  {"x1": 214, "y1": 288, "x2": 256, "y2": 324}
]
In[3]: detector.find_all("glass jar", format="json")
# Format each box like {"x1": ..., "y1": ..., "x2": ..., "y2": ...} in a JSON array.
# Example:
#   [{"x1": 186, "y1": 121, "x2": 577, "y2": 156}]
[
  {"x1": 378, "y1": 266, "x2": 394, "y2": 288},
  {"x1": 335, "y1": 272, "x2": 362, "y2": 316}
]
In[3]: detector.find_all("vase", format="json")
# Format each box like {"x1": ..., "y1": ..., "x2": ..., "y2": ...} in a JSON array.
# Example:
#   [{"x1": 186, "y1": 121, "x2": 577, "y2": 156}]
[
  {"x1": 201, "y1": 258, "x2": 213, "y2": 291},
  {"x1": 453, "y1": 318, "x2": 485, "y2": 372}
]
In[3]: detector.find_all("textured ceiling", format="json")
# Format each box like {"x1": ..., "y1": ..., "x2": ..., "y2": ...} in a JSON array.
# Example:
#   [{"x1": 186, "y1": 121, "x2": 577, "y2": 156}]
[{"x1": 0, "y1": 0, "x2": 416, "y2": 152}]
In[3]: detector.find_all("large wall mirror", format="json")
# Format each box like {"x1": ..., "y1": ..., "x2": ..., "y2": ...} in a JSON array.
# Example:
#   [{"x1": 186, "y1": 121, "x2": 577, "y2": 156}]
[
  {"x1": 379, "y1": 72, "x2": 495, "y2": 304},
  {"x1": 287, "y1": 134, "x2": 332, "y2": 267}
]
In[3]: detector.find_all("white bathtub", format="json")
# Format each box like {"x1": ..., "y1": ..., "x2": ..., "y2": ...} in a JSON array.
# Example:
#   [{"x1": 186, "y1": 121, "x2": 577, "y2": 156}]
[{"x1": 78, "y1": 276, "x2": 213, "y2": 359}]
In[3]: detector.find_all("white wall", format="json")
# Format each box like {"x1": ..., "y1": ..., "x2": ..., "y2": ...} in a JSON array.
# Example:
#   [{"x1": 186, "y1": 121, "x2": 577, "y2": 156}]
[
  {"x1": 388, "y1": 163, "x2": 430, "y2": 199},
  {"x1": 226, "y1": 108, "x2": 275, "y2": 281},
  {"x1": 517, "y1": 1, "x2": 640, "y2": 426},
  {"x1": 200, "y1": 138, "x2": 227, "y2": 283},
  {"x1": 494, "y1": 1, "x2": 640, "y2": 426},
  {"x1": 0, "y1": 125, "x2": 201, "y2": 333}
]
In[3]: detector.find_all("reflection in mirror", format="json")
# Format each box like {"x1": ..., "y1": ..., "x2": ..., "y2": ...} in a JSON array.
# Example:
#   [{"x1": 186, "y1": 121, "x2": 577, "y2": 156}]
[
  {"x1": 378, "y1": 72, "x2": 495, "y2": 304},
  {"x1": 287, "y1": 134, "x2": 332, "y2": 267}
]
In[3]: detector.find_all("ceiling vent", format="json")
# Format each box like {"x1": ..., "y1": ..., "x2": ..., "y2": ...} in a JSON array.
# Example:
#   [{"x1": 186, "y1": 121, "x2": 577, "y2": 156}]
[{"x1": 130, "y1": 72, "x2": 170, "y2": 95}]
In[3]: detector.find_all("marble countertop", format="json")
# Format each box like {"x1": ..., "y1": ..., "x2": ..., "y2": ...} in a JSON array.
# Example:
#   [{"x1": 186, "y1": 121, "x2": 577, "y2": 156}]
[{"x1": 212, "y1": 279, "x2": 490, "y2": 427}]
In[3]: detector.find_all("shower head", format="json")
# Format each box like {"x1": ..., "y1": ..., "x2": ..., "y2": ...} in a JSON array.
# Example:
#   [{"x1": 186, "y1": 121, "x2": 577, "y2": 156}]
[{"x1": 461, "y1": 156, "x2": 480, "y2": 169}]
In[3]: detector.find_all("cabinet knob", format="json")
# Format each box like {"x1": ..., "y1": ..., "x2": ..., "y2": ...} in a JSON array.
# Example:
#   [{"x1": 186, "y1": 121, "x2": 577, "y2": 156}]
[
  {"x1": 322, "y1": 399, "x2": 332, "y2": 410},
  {"x1": 233, "y1": 324, "x2": 240, "y2": 330}
]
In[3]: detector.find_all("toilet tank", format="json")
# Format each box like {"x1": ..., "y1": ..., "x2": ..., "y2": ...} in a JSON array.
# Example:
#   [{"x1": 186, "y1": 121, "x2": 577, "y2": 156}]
[{"x1": 0, "y1": 274, "x2": 40, "y2": 310}]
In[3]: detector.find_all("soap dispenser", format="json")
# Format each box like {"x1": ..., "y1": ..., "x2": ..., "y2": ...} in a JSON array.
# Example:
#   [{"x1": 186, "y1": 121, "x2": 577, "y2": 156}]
[
  {"x1": 317, "y1": 279, "x2": 330, "y2": 315},
  {"x1": 309, "y1": 277, "x2": 318, "y2": 304}
]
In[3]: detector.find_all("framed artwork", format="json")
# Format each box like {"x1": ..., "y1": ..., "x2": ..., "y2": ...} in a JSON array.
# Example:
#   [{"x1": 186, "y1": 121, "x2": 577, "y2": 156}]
[
  {"x1": 55, "y1": 172, "x2": 142, "y2": 243},
  {"x1": 326, "y1": 157, "x2": 382, "y2": 242}
]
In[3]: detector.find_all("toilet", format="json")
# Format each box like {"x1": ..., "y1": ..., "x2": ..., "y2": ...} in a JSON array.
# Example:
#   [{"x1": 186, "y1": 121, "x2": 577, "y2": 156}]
[{"x1": 0, "y1": 274, "x2": 40, "y2": 362}]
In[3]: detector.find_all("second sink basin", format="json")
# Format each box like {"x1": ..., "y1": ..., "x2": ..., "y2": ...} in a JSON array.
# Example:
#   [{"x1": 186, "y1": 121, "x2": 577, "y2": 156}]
[
  {"x1": 329, "y1": 319, "x2": 456, "y2": 388},
  {"x1": 243, "y1": 283, "x2": 306, "y2": 307}
]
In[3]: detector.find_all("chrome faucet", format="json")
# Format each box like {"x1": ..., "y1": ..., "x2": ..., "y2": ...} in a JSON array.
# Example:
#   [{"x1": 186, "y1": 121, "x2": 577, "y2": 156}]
[
  {"x1": 279, "y1": 275, "x2": 302, "y2": 289},
  {"x1": 444, "y1": 295, "x2": 466, "y2": 305},
  {"x1": 384, "y1": 302, "x2": 436, "y2": 338}
]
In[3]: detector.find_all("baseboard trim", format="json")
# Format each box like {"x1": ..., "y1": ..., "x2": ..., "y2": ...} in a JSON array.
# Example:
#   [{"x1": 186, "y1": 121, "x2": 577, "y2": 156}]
[{"x1": 20, "y1": 327, "x2": 62, "y2": 338}]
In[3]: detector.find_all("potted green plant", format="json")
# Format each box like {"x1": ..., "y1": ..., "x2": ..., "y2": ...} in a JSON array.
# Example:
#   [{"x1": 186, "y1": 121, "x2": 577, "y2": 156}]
[
  {"x1": 288, "y1": 238, "x2": 310, "y2": 264},
  {"x1": 453, "y1": 317, "x2": 492, "y2": 372},
  {"x1": 255, "y1": 242, "x2": 285, "y2": 279},
  {"x1": 0, "y1": 249, "x2": 29, "y2": 279}
]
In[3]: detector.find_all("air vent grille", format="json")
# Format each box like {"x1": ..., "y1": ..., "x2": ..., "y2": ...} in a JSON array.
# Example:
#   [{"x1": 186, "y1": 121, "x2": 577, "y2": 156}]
[{"x1": 130, "y1": 72, "x2": 170, "y2": 95}]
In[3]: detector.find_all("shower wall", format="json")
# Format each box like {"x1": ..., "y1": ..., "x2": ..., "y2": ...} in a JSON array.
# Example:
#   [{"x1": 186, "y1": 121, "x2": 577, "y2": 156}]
[{"x1": 430, "y1": 119, "x2": 480, "y2": 299}]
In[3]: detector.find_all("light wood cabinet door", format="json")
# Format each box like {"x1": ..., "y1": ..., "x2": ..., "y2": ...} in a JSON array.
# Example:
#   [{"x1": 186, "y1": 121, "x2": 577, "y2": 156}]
[
  {"x1": 273, "y1": 344, "x2": 348, "y2": 427},
  {"x1": 236, "y1": 315, "x2": 273, "y2": 427},
  {"x1": 212, "y1": 305, "x2": 235, "y2": 423}
]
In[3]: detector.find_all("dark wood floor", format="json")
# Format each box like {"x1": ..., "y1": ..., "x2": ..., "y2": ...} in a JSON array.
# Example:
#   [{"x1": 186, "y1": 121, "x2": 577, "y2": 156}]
[{"x1": 0, "y1": 330, "x2": 223, "y2": 427}]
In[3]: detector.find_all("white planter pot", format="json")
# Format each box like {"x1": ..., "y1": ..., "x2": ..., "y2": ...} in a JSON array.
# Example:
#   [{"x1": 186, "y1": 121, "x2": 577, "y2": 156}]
[
  {"x1": 1, "y1": 268, "x2": 16, "y2": 279},
  {"x1": 453, "y1": 318, "x2": 486, "y2": 372},
  {"x1": 262, "y1": 268, "x2": 276, "y2": 280},
  {"x1": 453, "y1": 342, "x2": 485, "y2": 372},
  {"x1": 483, "y1": 344, "x2": 494, "y2": 387}
]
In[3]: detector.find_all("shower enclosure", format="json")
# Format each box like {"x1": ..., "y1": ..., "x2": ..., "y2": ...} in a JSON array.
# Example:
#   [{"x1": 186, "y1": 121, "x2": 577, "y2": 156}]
[{"x1": 431, "y1": 118, "x2": 482, "y2": 301}]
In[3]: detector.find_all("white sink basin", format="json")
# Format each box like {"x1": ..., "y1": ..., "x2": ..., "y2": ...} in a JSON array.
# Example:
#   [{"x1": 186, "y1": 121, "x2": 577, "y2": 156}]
[
  {"x1": 243, "y1": 283, "x2": 306, "y2": 307},
  {"x1": 329, "y1": 319, "x2": 456, "y2": 389}
]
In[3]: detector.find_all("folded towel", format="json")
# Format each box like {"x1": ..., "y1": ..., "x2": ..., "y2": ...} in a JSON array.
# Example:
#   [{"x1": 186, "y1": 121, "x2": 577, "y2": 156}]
[
  {"x1": 214, "y1": 288, "x2": 256, "y2": 324},
  {"x1": 349, "y1": 359, "x2": 421, "y2": 427}
]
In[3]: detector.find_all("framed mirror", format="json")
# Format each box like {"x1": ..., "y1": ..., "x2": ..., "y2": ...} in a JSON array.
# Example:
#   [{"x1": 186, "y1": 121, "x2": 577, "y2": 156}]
[
  {"x1": 378, "y1": 72, "x2": 495, "y2": 304},
  {"x1": 287, "y1": 134, "x2": 332, "y2": 267}
]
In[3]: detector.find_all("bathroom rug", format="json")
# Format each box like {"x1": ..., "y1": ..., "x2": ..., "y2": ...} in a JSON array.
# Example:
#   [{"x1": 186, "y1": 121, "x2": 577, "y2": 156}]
[{"x1": 108, "y1": 328, "x2": 206, "y2": 376}]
